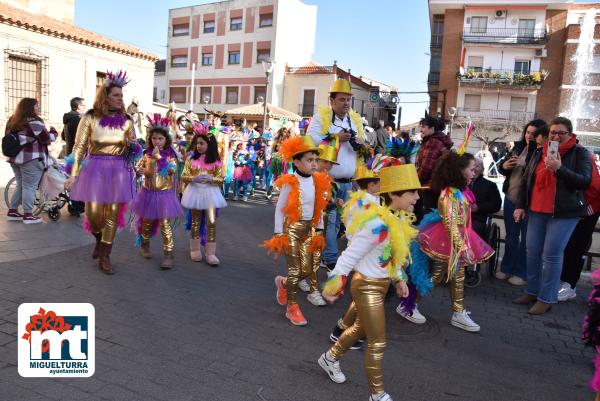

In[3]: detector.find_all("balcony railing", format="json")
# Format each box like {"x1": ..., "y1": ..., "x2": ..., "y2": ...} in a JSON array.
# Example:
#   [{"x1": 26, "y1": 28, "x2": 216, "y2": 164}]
[
  {"x1": 430, "y1": 34, "x2": 443, "y2": 48},
  {"x1": 458, "y1": 69, "x2": 548, "y2": 87},
  {"x1": 298, "y1": 103, "x2": 315, "y2": 117},
  {"x1": 428, "y1": 71, "x2": 440, "y2": 85},
  {"x1": 456, "y1": 108, "x2": 535, "y2": 122},
  {"x1": 462, "y1": 28, "x2": 547, "y2": 45}
]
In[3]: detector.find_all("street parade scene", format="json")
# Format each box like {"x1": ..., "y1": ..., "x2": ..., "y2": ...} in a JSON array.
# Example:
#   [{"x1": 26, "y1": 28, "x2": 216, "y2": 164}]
[{"x1": 1, "y1": 0, "x2": 600, "y2": 400}]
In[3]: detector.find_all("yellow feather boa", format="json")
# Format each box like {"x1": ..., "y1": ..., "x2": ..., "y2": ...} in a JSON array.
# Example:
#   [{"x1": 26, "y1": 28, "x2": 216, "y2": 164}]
[{"x1": 317, "y1": 106, "x2": 365, "y2": 139}]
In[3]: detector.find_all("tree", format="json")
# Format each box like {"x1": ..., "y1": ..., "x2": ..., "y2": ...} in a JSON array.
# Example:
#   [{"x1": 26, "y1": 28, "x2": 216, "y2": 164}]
[{"x1": 453, "y1": 116, "x2": 523, "y2": 146}]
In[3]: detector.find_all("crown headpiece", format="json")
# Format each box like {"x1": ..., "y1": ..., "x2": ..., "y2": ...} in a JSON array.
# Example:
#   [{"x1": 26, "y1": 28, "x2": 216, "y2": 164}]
[
  {"x1": 193, "y1": 122, "x2": 210, "y2": 136},
  {"x1": 146, "y1": 113, "x2": 170, "y2": 131},
  {"x1": 105, "y1": 70, "x2": 130, "y2": 87}
]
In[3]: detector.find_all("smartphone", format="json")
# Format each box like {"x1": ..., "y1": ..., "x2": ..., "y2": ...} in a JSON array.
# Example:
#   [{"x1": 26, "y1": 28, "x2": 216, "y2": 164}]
[{"x1": 549, "y1": 141, "x2": 559, "y2": 158}]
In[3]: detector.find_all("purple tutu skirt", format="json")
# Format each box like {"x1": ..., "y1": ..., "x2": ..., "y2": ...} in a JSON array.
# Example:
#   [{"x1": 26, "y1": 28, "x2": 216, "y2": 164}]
[
  {"x1": 132, "y1": 188, "x2": 183, "y2": 220},
  {"x1": 71, "y1": 155, "x2": 136, "y2": 203}
]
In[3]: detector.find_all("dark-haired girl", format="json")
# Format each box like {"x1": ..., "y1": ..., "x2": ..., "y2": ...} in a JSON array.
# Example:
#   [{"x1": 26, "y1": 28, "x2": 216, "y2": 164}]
[
  {"x1": 132, "y1": 116, "x2": 183, "y2": 269},
  {"x1": 418, "y1": 151, "x2": 494, "y2": 332},
  {"x1": 181, "y1": 128, "x2": 227, "y2": 266}
]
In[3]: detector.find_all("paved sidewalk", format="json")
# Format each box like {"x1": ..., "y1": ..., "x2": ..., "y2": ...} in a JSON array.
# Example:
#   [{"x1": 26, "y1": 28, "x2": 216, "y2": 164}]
[{"x1": 0, "y1": 199, "x2": 596, "y2": 401}]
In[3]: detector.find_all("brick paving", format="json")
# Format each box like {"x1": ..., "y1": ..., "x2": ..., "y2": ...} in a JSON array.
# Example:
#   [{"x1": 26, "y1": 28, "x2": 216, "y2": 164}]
[{"x1": 0, "y1": 197, "x2": 595, "y2": 401}]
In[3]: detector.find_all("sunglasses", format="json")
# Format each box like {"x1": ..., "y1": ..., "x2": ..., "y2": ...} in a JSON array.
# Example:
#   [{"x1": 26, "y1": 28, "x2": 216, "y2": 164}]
[{"x1": 549, "y1": 130, "x2": 570, "y2": 136}]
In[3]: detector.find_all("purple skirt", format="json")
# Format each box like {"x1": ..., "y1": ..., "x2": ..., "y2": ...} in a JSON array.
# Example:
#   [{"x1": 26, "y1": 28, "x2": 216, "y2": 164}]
[
  {"x1": 71, "y1": 155, "x2": 136, "y2": 203},
  {"x1": 132, "y1": 188, "x2": 183, "y2": 220}
]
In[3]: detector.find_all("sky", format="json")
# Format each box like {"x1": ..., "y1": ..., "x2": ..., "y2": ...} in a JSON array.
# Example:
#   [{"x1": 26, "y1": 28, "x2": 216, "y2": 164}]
[{"x1": 73, "y1": 0, "x2": 431, "y2": 125}]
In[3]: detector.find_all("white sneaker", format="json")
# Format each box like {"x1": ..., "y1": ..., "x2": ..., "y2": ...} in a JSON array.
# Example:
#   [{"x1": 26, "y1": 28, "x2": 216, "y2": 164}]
[
  {"x1": 242, "y1": 196, "x2": 248, "y2": 202},
  {"x1": 508, "y1": 276, "x2": 527, "y2": 286},
  {"x1": 298, "y1": 279, "x2": 310, "y2": 293},
  {"x1": 495, "y1": 271, "x2": 507, "y2": 280},
  {"x1": 369, "y1": 392, "x2": 393, "y2": 401},
  {"x1": 318, "y1": 353, "x2": 346, "y2": 383},
  {"x1": 451, "y1": 311, "x2": 480, "y2": 332},
  {"x1": 233, "y1": 195, "x2": 239, "y2": 201},
  {"x1": 395, "y1": 304, "x2": 426, "y2": 324},
  {"x1": 307, "y1": 291, "x2": 327, "y2": 306},
  {"x1": 558, "y1": 285, "x2": 577, "y2": 302}
]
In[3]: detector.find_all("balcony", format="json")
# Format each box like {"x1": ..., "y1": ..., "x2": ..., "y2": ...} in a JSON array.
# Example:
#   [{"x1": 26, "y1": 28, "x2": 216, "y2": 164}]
[
  {"x1": 430, "y1": 34, "x2": 443, "y2": 48},
  {"x1": 456, "y1": 108, "x2": 535, "y2": 122},
  {"x1": 462, "y1": 28, "x2": 547, "y2": 45},
  {"x1": 458, "y1": 69, "x2": 548, "y2": 89},
  {"x1": 298, "y1": 103, "x2": 315, "y2": 117},
  {"x1": 428, "y1": 71, "x2": 440, "y2": 85}
]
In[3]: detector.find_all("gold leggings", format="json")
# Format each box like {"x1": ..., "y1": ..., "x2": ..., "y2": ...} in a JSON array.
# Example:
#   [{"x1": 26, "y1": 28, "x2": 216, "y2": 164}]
[
  {"x1": 190, "y1": 208, "x2": 216, "y2": 241},
  {"x1": 283, "y1": 220, "x2": 314, "y2": 305},
  {"x1": 86, "y1": 202, "x2": 121, "y2": 245},
  {"x1": 330, "y1": 272, "x2": 390, "y2": 395},
  {"x1": 430, "y1": 260, "x2": 465, "y2": 312},
  {"x1": 141, "y1": 219, "x2": 174, "y2": 252},
  {"x1": 340, "y1": 301, "x2": 357, "y2": 329},
  {"x1": 308, "y1": 247, "x2": 322, "y2": 293}
]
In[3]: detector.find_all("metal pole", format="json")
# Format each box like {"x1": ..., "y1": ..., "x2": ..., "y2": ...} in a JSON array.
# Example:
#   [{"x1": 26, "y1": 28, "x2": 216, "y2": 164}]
[
  {"x1": 262, "y1": 71, "x2": 269, "y2": 132},
  {"x1": 189, "y1": 63, "x2": 196, "y2": 111}
]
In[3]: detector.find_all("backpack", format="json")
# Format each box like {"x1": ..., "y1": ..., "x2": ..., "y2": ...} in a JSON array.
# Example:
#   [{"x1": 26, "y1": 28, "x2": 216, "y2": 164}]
[{"x1": 2, "y1": 131, "x2": 36, "y2": 158}]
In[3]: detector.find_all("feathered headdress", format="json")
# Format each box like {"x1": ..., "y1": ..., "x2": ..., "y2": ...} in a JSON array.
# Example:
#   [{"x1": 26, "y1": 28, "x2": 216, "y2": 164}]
[
  {"x1": 146, "y1": 113, "x2": 170, "y2": 131},
  {"x1": 105, "y1": 70, "x2": 130, "y2": 87},
  {"x1": 280, "y1": 136, "x2": 318, "y2": 163},
  {"x1": 386, "y1": 136, "x2": 420, "y2": 161},
  {"x1": 457, "y1": 120, "x2": 474, "y2": 155},
  {"x1": 192, "y1": 122, "x2": 210, "y2": 136}
]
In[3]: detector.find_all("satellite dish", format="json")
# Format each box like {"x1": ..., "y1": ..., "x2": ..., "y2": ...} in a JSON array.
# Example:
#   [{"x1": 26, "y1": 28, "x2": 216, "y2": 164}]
[{"x1": 459, "y1": 66, "x2": 465, "y2": 75}]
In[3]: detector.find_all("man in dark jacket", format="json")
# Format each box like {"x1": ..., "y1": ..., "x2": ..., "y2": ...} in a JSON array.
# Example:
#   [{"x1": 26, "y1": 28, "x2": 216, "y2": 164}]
[
  {"x1": 470, "y1": 158, "x2": 502, "y2": 238},
  {"x1": 63, "y1": 97, "x2": 85, "y2": 155},
  {"x1": 415, "y1": 116, "x2": 453, "y2": 215},
  {"x1": 374, "y1": 120, "x2": 391, "y2": 155}
]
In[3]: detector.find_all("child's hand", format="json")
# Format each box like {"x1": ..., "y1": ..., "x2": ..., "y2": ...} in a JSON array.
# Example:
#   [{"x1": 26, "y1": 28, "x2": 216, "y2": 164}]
[{"x1": 395, "y1": 281, "x2": 409, "y2": 298}]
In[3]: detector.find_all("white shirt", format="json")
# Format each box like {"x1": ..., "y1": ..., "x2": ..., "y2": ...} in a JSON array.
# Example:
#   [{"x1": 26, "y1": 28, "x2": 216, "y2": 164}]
[
  {"x1": 307, "y1": 111, "x2": 362, "y2": 180},
  {"x1": 274, "y1": 172, "x2": 323, "y2": 233}
]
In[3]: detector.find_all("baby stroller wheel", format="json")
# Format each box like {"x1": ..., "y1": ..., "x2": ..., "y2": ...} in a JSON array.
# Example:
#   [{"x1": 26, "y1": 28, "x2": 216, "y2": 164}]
[
  {"x1": 48, "y1": 206, "x2": 61, "y2": 221},
  {"x1": 465, "y1": 268, "x2": 482, "y2": 288}
]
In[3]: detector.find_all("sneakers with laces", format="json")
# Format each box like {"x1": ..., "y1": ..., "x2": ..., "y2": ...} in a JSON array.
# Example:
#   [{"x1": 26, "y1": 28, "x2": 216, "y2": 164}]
[
  {"x1": 318, "y1": 352, "x2": 346, "y2": 383},
  {"x1": 558, "y1": 285, "x2": 577, "y2": 302},
  {"x1": 369, "y1": 392, "x2": 393, "y2": 401},
  {"x1": 22, "y1": 214, "x2": 42, "y2": 224},
  {"x1": 274, "y1": 276, "x2": 287, "y2": 306},
  {"x1": 6, "y1": 209, "x2": 23, "y2": 221},
  {"x1": 450, "y1": 310, "x2": 480, "y2": 332},
  {"x1": 329, "y1": 322, "x2": 361, "y2": 350},
  {"x1": 285, "y1": 304, "x2": 307, "y2": 326},
  {"x1": 298, "y1": 279, "x2": 310, "y2": 292},
  {"x1": 396, "y1": 304, "x2": 427, "y2": 324},
  {"x1": 307, "y1": 291, "x2": 327, "y2": 306},
  {"x1": 508, "y1": 276, "x2": 527, "y2": 286}
]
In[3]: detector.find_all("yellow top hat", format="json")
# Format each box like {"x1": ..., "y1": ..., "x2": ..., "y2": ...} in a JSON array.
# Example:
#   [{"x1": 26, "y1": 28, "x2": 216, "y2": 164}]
[
  {"x1": 354, "y1": 163, "x2": 379, "y2": 181},
  {"x1": 318, "y1": 144, "x2": 339, "y2": 165},
  {"x1": 329, "y1": 78, "x2": 352, "y2": 95},
  {"x1": 280, "y1": 135, "x2": 319, "y2": 162},
  {"x1": 377, "y1": 164, "x2": 427, "y2": 194}
]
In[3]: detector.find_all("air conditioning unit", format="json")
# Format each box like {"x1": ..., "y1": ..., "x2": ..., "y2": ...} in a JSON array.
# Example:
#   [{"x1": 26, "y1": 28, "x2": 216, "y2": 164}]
[
  {"x1": 535, "y1": 48, "x2": 548, "y2": 58},
  {"x1": 495, "y1": 10, "x2": 506, "y2": 18}
]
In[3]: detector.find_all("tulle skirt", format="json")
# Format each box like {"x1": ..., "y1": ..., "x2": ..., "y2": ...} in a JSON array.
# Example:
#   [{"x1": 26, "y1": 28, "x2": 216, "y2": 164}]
[
  {"x1": 70, "y1": 155, "x2": 136, "y2": 203},
  {"x1": 131, "y1": 188, "x2": 183, "y2": 220},
  {"x1": 234, "y1": 166, "x2": 252, "y2": 182},
  {"x1": 418, "y1": 222, "x2": 494, "y2": 264},
  {"x1": 181, "y1": 183, "x2": 227, "y2": 210}
]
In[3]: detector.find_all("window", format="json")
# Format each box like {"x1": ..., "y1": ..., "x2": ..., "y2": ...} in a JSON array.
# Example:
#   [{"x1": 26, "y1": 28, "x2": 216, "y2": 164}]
[
  {"x1": 510, "y1": 97, "x2": 528, "y2": 112},
  {"x1": 470, "y1": 16, "x2": 487, "y2": 33},
  {"x1": 431, "y1": 15, "x2": 444, "y2": 48},
  {"x1": 518, "y1": 19, "x2": 535, "y2": 38},
  {"x1": 6, "y1": 53, "x2": 45, "y2": 118},
  {"x1": 171, "y1": 55, "x2": 187, "y2": 68},
  {"x1": 228, "y1": 51, "x2": 240, "y2": 65},
  {"x1": 173, "y1": 24, "x2": 189, "y2": 37},
  {"x1": 160, "y1": 90, "x2": 166, "y2": 102},
  {"x1": 301, "y1": 89, "x2": 315, "y2": 116},
  {"x1": 464, "y1": 94, "x2": 481, "y2": 111},
  {"x1": 257, "y1": 49, "x2": 270, "y2": 63},
  {"x1": 169, "y1": 87, "x2": 186, "y2": 103},
  {"x1": 467, "y1": 56, "x2": 483, "y2": 72},
  {"x1": 579, "y1": 99, "x2": 600, "y2": 119},
  {"x1": 203, "y1": 20, "x2": 215, "y2": 33},
  {"x1": 259, "y1": 13, "x2": 273, "y2": 27},
  {"x1": 200, "y1": 87, "x2": 212, "y2": 104},
  {"x1": 226, "y1": 87, "x2": 238, "y2": 104},
  {"x1": 95, "y1": 71, "x2": 106, "y2": 93},
  {"x1": 583, "y1": 55, "x2": 600, "y2": 73},
  {"x1": 230, "y1": 17, "x2": 242, "y2": 31},
  {"x1": 514, "y1": 60, "x2": 531, "y2": 74},
  {"x1": 254, "y1": 86, "x2": 266, "y2": 103},
  {"x1": 153, "y1": 87, "x2": 158, "y2": 101},
  {"x1": 202, "y1": 53, "x2": 213, "y2": 66}
]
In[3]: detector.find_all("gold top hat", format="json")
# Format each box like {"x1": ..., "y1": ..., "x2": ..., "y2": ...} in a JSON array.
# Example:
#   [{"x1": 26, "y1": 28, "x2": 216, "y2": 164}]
[
  {"x1": 329, "y1": 78, "x2": 352, "y2": 95},
  {"x1": 280, "y1": 135, "x2": 319, "y2": 162},
  {"x1": 354, "y1": 163, "x2": 379, "y2": 181},
  {"x1": 377, "y1": 164, "x2": 427, "y2": 194},
  {"x1": 318, "y1": 144, "x2": 339, "y2": 165}
]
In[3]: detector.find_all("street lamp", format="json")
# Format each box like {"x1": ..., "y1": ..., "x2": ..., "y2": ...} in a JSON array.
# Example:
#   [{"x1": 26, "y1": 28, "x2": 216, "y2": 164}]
[
  {"x1": 261, "y1": 59, "x2": 275, "y2": 133},
  {"x1": 203, "y1": 95, "x2": 210, "y2": 120},
  {"x1": 447, "y1": 106, "x2": 457, "y2": 137}
]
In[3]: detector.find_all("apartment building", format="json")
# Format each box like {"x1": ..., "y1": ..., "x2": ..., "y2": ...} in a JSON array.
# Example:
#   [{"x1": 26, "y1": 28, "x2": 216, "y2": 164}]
[
  {"x1": 166, "y1": 0, "x2": 316, "y2": 116},
  {"x1": 427, "y1": 0, "x2": 600, "y2": 146}
]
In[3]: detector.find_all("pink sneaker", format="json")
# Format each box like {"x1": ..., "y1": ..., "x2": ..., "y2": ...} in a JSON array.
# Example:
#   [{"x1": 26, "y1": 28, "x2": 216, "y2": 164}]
[
  {"x1": 6, "y1": 209, "x2": 23, "y2": 221},
  {"x1": 22, "y1": 214, "x2": 42, "y2": 224}
]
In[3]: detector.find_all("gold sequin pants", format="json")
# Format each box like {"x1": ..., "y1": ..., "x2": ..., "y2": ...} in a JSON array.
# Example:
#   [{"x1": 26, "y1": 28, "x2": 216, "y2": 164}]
[
  {"x1": 190, "y1": 208, "x2": 217, "y2": 241},
  {"x1": 140, "y1": 219, "x2": 174, "y2": 252},
  {"x1": 86, "y1": 202, "x2": 122, "y2": 245},
  {"x1": 283, "y1": 220, "x2": 314, "y2": 305},
  {"x1": 430, "y1": 260, "x2": 465, "y2": 312},
  {"x1": 329, "y1": 272, "x2": 390, "y2": 395}
]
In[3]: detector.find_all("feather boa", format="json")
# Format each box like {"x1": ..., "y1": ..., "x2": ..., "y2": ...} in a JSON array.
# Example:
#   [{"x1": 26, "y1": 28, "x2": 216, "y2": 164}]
[
  {"x1": 63, "y1": 153, "x2": 87, "y2": 176},
  {"x1": 99, "y1": 113, "x2": 126, "y2": 129},
  {"x1": 309, "y1": 233, "x2": 326, "y2": 253},
  {"x1": 127, "y1": 142, "x2": 143, "y2": 166},
  {"x1": 323, "y1": 274, "x2": 347, "y2": 297},
  {"x1": 274, "y1": 172, "x2": 332, "y2": 227},
  {"x1": 260, "y1": 234, "x2": 289, "y2": 259}
]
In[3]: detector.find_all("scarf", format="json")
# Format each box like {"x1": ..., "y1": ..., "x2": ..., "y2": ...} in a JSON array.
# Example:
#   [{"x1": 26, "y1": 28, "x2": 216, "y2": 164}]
[{"x1": 537, "y1": 134, "x2": 578, "y2": 190}]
